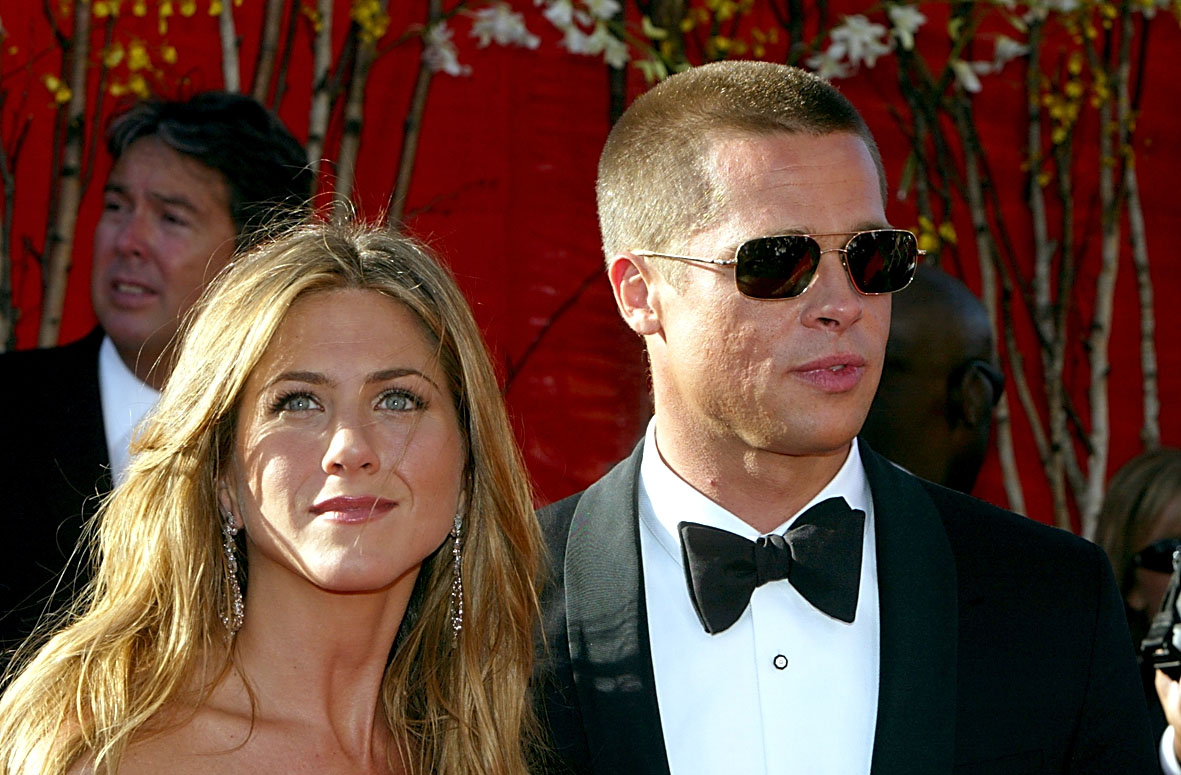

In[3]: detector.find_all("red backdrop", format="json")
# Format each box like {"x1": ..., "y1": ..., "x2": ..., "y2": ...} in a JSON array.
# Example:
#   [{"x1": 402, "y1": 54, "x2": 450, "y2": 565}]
[{"x1": 3, "y1": 2, "x2": 1178, "y2": 518}]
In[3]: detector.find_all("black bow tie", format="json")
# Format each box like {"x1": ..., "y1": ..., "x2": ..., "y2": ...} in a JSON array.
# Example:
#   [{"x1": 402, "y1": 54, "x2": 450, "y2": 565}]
[{"x1": 678, "y1": 497, "x2": 865, "y2": 634}]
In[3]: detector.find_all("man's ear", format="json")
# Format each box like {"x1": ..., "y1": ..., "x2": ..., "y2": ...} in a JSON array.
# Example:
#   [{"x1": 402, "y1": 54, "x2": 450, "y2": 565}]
[
  {"x1": 608, "y1": 252, "x2": 662, "y2": 336},
  {"x1": 951, "y1": 364, "x2": 995, "y2": 430}
]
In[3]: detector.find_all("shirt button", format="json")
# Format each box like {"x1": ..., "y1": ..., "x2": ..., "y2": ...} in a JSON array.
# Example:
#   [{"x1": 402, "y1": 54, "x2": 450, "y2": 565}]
[{"x1": 773, "y1": 654, "x2": 788, "y2": 670}]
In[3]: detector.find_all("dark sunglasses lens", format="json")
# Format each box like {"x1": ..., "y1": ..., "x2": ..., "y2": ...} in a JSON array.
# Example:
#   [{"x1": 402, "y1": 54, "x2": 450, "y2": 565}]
[
  {"x1": 735, "y1": 236, "x2": 820, "y2": 299},
  {"x1": 845, "y1": 230, "x2": 919, "y2": 294},
  {"x1": 1135, "y1": 538, "x2": 1181, "y2": 573}
]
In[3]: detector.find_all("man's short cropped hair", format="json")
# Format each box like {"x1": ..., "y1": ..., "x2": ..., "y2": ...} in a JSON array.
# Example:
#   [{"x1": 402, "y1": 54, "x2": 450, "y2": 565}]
[
  {"x1": 107, "y1": 91, "x2": 314, "y2": 249},
  {"x1": 596, "y1": 61, "x2": 886, "y2": 274}
]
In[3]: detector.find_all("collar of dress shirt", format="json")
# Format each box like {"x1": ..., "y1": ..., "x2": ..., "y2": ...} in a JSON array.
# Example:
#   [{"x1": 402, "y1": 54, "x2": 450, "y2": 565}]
[
  {"x1": 98, "y1": 335, "x2": 162, "y2": 485},
  {"x1": 638, "y1": 418, "x2": 872, "y2": 566}
]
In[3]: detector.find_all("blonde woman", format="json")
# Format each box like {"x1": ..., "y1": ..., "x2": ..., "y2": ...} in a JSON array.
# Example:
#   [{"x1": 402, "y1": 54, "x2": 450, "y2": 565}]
[{"x1": 0, "y1": 221, "x2": 544, "y2": 774}]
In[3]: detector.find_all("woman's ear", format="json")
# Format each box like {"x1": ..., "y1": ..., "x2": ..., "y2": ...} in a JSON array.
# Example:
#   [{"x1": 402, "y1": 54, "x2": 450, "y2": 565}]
[
  {"x1": 217, "y1": 476, "x2": 243, "y2": 530},
  {"x1": 608, "y1": 252, "x2": 663, "y2": 337}
]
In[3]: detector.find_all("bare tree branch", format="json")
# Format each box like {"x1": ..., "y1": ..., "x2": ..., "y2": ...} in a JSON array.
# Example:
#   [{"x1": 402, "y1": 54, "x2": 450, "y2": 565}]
[
  {"x1": 386, "y1": 0, "x2": 443, "y2": 226},
  {"x1": 251, "y1": 0, "x2": 286, "y2": 102},
  {"x1": 306, "y1": 0, "x2": 334, "y2": 180},
  {"x1": 38, "y1": 0, "x2": 90, "y2": 347},
  {"x1": 219, "y1": 0, "x2": 241, "y2": 92},
  {"x1": 334, "y1": 0, "x2": 389, "y2": 215}
]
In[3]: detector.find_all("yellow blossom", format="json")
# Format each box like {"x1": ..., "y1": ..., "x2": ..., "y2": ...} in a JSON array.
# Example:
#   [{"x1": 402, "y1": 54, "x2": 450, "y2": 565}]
[
  {"x1": 103, "y1": 43, "x2": 125, "y2": 67},
  {"x1": 1065, "y1": 80, "x2": 1083, "y2": 99},
  {"x1": 128, "y1": 40, "x2": 151, "y2": 71},
  {"x1": 917, "y1": 231, "x2": 939, "y2": 254},
  {"x1": 937, "y1": 222, "x2": 957, "y2": 245},
  {"x1": 161, "y1": 44, "x2": 178, "y2": 64},
  {"x1": 129, "y1": 73, "x2": 149, "y2": 97},
  {"x1": 1037, "y1": 170, "x2": 1051, "y2": 187},
  {"x1": 94, "y1": 2, "x2": 111, "y2": 18},
  {"x1": 110, "y1": 81, "x2": 129, "y2": 96},
  {"x1": 181, "y1": 0, "x2": 197, "y2": 16},
  {"x1": 133, "y1": 0, "x2": 147, "y2": 16},
  {"x1": 210, "y1": 0, "x2": 223, "y2": 13}
]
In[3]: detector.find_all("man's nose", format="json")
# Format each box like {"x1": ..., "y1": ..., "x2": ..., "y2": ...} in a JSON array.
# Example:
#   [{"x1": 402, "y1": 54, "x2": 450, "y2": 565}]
[
  {"x1": 113, "y1": 210, "x2": 152, "y2": 257},
  {"x1": 798, "y1": 252, "x2": 864, "y2": 330}
]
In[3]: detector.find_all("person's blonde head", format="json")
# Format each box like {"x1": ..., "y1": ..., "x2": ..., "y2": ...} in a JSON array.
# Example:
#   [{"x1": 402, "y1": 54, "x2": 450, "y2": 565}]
[
  {"x1": 0, "y1": 220, "x2": 543, "y2": 775},
  {"x1": 596, "y1": 60, "x2": 886, "y2": 284}
]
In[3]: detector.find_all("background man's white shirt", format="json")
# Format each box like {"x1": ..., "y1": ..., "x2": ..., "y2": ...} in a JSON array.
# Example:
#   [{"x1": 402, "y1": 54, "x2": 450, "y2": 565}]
[{"x1": 98, "y1": 335, "x2": 161, "y2": 486}]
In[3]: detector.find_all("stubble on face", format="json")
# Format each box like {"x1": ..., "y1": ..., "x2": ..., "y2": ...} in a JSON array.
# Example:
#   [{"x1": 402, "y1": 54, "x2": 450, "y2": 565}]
[{"x1": 644, "y1": 131, "x2": 892, "y2": 519}]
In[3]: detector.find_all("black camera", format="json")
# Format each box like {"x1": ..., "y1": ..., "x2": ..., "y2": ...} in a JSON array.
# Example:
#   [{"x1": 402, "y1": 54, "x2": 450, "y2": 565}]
[{"x1": 1141, "y1": 548, "x2": 1181, "y2": 679}]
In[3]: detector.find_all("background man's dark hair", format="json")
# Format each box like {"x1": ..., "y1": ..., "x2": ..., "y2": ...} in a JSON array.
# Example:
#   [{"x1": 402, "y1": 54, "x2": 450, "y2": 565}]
[{"x1": 107, "y1": 91, "x2": 314, "y2": 248}]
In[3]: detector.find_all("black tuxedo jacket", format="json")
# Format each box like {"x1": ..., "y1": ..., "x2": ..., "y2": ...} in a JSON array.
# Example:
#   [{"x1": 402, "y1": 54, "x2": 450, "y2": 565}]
[
  {"x1": 535, "y1": 441, "x2": 1156, "y2": 774},
  {"x1": 0, "y1": 328, "x2": 110, "y2": 649}
]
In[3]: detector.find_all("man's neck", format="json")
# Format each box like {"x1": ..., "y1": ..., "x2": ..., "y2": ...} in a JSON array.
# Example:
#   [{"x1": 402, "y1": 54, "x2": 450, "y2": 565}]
[
  {"x1": 113, "y1": 341, "x2": 171, "y2": 390},
  {"x1": 652, "y1": 421, "x2": 852, "y2": 534}
]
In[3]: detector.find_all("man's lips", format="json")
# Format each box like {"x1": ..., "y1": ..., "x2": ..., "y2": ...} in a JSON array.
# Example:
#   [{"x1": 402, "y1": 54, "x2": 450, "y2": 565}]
[
  {"x1": 792, "y1": 354, "x2": 867, "y2": 393},
  {"x1": 311, "y1": 496, "x2": 397, "y2": 523},
  {"x1": 107, "y1": 278, "x2": 158, "y2": 305}
]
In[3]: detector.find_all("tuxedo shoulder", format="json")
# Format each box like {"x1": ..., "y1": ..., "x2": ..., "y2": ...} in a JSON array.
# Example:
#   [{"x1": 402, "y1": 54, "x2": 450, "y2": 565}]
[
  {"x1": 0, "y1": 330, "x2": 101, "y2": 387},
  {"x1": 917, "y1": 479, "x2": 1110, "y2": 590}
]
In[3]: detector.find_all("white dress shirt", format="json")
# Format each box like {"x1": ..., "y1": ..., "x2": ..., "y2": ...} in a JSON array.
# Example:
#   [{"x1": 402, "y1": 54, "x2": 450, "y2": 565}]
[
  {"x1": 98, "y1": 336, "x2": 161, "y2": 486},
  {"x1": 639, "y1": 420, "x2": 880, "y2": 775}
]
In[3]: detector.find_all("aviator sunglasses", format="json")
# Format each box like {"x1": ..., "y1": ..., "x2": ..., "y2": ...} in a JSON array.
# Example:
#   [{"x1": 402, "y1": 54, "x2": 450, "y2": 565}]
[{"x1": 634, "y1": 229, "x2": 924, "y2": 300}]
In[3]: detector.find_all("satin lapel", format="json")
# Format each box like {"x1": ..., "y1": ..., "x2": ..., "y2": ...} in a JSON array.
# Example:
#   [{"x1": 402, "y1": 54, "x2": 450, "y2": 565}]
[
  {"x1": 564, "y1": 441, "x2": 671, "y2": 775},
  {"x1": 862, "y1": 445, "x2": 958, "y2": 775}
]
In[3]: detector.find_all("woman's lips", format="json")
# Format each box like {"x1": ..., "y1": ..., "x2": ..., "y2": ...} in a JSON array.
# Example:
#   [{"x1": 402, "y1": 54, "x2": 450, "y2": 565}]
[{"x1": 311, "y1": 496, "x2": 397, "y2": 524}]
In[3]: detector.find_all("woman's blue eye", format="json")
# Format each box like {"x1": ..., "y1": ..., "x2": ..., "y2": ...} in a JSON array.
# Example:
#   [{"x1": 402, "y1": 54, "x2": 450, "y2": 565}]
[
  {"x1": 380, "y1": 390, "x2": 422, "y2": 412},
  {"x1": 271, "y1": 392, "x2": 319, "y2": 413}
]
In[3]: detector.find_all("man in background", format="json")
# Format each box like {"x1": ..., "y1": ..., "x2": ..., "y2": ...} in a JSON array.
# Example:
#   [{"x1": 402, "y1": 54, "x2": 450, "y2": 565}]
[
  {"x1": 860, "y1": 263, "x2": 1003, "y2": 493},
  {"x1": 0, "y1": 92, "x2": 312, "y2": 648}
]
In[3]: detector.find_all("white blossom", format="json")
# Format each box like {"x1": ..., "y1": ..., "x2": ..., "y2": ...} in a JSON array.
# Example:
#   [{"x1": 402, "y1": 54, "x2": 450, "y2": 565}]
[
  {"x1": 471, "y1": 3, "x2": 540, "y2": 48},
  {"x1": 472, "y1": 3, "x2": 540, "y2": 48},
  {"x1": 424, "y1": 22, "x2": 470, "y2": 77},
  {"x1": 542, "y1": 0, "x2": 576, "y2": 29},
  {"x1": 806, "y1": 46, "x2": 853, "y2": 80},
  {"x1": 596, "y1": 26, "x2": 629, "y2": 67},
  {"x1": 950, "y1": 58, "x2": 984, "y2": 93},
  {"x1": 992, "y1": 35, "x2": 1029, "y2": 72},
  {"x1": 829, "y1": 15, "x2": 892, "y2": 68},
  {"x1": 561, "y1": 24, "x2": 595, "y2": 55},
  {"x1": 1136, "y1": 0, "x2": 1171, "y2": 17},
  {"x1": 584, "y1": 0, "x2": 621, "y2": 20},
  {"x1": 887, "y1": 4, "x2": 927, "y2": 51}
]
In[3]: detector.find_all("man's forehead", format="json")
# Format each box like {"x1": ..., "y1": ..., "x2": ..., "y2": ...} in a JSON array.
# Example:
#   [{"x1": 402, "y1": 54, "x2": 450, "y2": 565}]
[{"x1": 109, "y1": 138, "x2": 230, "y2": 200}]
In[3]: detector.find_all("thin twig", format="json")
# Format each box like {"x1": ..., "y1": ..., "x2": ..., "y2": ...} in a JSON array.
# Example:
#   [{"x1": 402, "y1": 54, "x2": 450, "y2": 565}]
[{"x1": 38, "y1": 0, "x2": 90, "y2": 347}]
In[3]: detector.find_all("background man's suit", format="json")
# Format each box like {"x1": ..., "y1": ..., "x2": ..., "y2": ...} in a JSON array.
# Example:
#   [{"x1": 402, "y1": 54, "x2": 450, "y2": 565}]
[
  {"x1": 536, "y1": 440, "x2": 1157, "y2": 774},
  {"x1": 0, "y1": 328, "x2": 110, "y2": 648}
]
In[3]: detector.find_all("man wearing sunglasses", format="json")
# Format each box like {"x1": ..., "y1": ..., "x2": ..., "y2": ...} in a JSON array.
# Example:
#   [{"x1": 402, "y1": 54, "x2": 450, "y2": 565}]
[{"x1": 535, "y1": 61, "x2": 1155, "y2": 773}]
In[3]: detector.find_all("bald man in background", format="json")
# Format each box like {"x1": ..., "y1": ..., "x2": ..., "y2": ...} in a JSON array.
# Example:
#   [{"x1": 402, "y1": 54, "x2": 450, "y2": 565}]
[{"x1": 860, "y1": 264, "x2": 1003, "y2": 494}]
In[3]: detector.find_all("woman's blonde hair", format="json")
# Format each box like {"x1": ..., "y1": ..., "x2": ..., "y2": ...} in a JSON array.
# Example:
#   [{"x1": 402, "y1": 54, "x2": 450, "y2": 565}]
[{"x1": 0, "y1": 220, "x2": 544, "y2": 774}]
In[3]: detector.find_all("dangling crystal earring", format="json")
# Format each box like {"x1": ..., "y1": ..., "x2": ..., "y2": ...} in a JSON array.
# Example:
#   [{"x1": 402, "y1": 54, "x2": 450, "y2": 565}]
[
  {"x1": 220, "y1": 509, "x2": 245, "y2": 635},
  {"x1": 448, "y1": 512, "x2": 464, "y2": 647}
]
